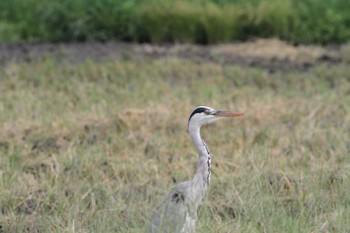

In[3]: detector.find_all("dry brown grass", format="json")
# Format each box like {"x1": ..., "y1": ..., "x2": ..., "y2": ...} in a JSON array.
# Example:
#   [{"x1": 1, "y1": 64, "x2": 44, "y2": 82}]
[{"x1": 0, "y1": 46, "x2": 349, "y2": 232}]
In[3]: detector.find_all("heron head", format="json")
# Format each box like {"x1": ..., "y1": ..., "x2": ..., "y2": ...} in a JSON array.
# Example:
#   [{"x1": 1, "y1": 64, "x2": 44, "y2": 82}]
[{"x1": 188, "y1": 106, "x2": 244, "y2": 129}]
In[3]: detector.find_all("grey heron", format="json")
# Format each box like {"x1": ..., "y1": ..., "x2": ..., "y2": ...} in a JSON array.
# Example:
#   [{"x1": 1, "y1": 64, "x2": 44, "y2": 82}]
[{"x1": 147, "y1": 106, "x2": 244, "y2": 233}]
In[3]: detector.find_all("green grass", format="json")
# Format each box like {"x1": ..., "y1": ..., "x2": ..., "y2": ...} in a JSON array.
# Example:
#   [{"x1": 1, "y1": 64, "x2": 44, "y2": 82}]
[
  {"x1": 0, "y1": 48, "x2": 350, "y2": 232},
  {"x1": 0, "y1": 0, "x2": 349, "y2": 44}
]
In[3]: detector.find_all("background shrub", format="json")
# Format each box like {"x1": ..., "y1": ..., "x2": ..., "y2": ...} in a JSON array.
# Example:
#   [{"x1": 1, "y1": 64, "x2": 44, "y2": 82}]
[{"x1": 0, "y1": 0, "x2": 349, "y2": 44}]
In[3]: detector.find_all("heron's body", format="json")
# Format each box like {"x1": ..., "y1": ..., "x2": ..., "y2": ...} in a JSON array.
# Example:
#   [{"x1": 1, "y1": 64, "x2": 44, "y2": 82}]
[{"x1": 147, "y1": 106, "x2": 243, "y2": 233}]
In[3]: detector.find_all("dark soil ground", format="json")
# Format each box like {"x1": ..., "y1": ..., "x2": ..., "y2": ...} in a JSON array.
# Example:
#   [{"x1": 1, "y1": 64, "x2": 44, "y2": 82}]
[{"x1": 0, "y1": 39, "x2": 348, "y2": 72}]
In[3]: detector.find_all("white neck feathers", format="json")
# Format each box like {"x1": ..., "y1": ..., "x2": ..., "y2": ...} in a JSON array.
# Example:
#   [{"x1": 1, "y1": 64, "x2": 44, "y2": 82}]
[
  {"x1": 188, "y1": 121, "x2": 211, "y2": 187},
  {"x1": 188, "y1": 122, "x2": 208, "y2": 157}
]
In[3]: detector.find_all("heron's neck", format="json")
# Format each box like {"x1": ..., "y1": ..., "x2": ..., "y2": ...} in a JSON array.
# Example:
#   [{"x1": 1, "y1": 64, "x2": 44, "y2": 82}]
[
  {"x1": 189, "y1": 124, "x2": 209, "y2": 156},
  {"x1": 188, "y1": 123, "x2": 211, "y2": 200}
]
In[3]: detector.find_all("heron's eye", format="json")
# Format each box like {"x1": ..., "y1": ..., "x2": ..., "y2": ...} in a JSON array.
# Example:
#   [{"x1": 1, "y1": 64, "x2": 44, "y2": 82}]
[{"x1": 204, "y1": 110, "x2": 210, "y2": 115}]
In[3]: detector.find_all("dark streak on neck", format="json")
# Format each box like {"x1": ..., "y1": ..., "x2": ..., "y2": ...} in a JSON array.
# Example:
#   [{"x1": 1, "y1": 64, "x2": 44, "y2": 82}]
[{"x1": 202, "y1": 141, "x2": 211, "y2": 184}]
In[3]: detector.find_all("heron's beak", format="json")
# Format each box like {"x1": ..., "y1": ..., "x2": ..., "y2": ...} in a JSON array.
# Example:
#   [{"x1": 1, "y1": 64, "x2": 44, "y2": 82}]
[{"x1": 214, "y1": 110, "x2": 244, "y2": 117}]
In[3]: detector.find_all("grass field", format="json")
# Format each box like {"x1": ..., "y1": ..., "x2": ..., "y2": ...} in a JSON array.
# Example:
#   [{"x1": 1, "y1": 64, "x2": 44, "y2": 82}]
[{"x1": 0, "y1": 41, "x2": 350, "y2": 232}]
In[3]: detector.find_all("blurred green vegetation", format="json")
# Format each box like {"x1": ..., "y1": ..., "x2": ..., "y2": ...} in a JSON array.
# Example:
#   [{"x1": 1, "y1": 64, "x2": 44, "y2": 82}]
[{"x1": 0, "y1": 0, "x2": 349, "y2": 44}]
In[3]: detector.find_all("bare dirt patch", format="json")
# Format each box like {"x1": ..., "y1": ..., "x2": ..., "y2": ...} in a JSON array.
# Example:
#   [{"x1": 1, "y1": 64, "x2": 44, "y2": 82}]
[{"x1": 0, "y1": 39, "x2": 347, "y2": 72}]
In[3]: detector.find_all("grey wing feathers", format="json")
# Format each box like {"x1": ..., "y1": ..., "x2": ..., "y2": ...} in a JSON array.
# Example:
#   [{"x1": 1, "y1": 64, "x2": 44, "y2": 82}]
[{"x1": 146, "y1": 182, "x2": 196, "y2": 233}]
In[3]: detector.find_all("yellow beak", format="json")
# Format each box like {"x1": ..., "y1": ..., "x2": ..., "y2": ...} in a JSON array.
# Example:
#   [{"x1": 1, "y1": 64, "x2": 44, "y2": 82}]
[{"x1": 214, "y1": 110, "x2": 244, "y2": 117}]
